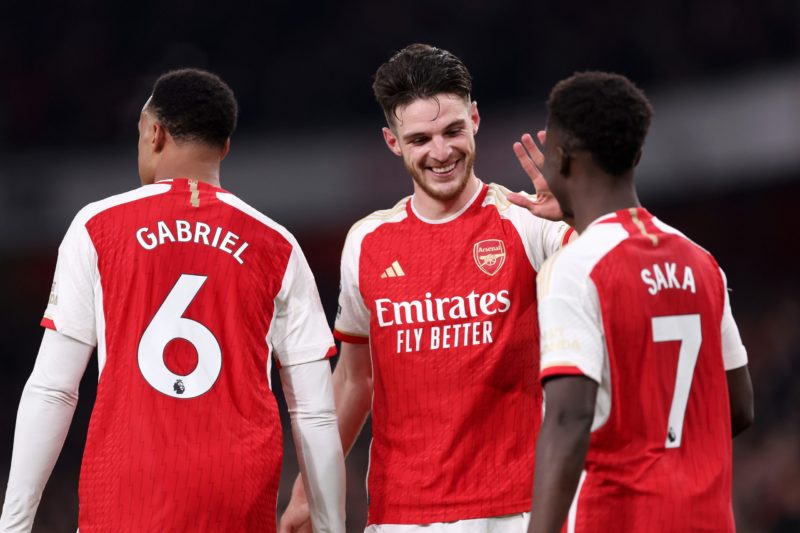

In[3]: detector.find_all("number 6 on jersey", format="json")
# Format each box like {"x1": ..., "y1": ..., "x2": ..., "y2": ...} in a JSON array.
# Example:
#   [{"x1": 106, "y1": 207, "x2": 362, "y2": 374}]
[{"x1": 138, "y1": 274, "x2": 222, "y2": 399}]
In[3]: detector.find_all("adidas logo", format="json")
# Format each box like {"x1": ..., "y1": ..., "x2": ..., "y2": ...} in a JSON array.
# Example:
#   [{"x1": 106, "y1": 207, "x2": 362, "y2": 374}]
[{"x1": 380, "y1": 261, "x2": 405, "y2": 279}]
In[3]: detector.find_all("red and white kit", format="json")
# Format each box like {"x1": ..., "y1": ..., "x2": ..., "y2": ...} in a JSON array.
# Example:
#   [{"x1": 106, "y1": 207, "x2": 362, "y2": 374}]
[
  {"x1": 41, "y1": 178, "x2": 335, "y2": 532},
  {"x1": 335, "y1": 182, "x2": 571, "y2": 525},
  {"x1": 538, "y1": 208, "x2": 748, "y2": 533}
]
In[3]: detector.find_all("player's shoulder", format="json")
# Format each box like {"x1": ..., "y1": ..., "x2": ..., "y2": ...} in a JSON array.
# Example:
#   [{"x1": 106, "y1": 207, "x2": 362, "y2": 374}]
[
  {"x1": 539, "y1": 221, "x2": 629, "y2": 298},
  {"x1": 651, "y1": 217, "x2": 718, "y2": 263},
  {"x1": 344, "y1": 196, "x2": 410, "y2": 245},
  {"x1": 214, "y1": 190, "x2": 300, "y2": 249},
  {"x1": 73, "y1": 183, "x2": 172, "y2": 228}
]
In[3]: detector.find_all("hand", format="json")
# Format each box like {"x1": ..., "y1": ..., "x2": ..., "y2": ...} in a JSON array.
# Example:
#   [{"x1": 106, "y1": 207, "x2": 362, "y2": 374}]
[
  {"x1": 279, "y1": 477, "x2": 313, "y2": 533},
  {"x1": 508, "y1": 131, "x2": 564, "y2": 221}
]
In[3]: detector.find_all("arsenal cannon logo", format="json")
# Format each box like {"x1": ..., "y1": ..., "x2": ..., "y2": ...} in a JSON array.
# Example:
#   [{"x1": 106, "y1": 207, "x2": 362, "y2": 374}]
[{"x1": 473, "y1": 239, "x2": 506, "y2": 276}]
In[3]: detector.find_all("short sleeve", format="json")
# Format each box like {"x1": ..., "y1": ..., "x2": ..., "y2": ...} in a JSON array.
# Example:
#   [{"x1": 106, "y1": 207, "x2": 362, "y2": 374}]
[
  {"x1": 268, "y1": 247, "x2": 336, "y2": 367},
  {"x1": 719, "y1": 268, "x2": 748, "y2": 370},
  {"x1": 333, "y1": 230, "x2": 370, "y2": 344},
  {"x1": 41, "y1": 212, "x2": 99, "y2": 347},
  {"x1": 537, "y1": 256, "x2": 605, "y2": 383}
]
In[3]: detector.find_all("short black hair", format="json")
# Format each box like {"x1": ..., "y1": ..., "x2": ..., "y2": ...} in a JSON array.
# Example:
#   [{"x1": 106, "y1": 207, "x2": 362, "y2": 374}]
[
  {"x1": 147, "y1": 68, "x2": 238, "y2": 148},
  {"x1": 373, "y1": 43, "x2": 472, "y2": 127},
  {"x1": 547, "y1": 71, "x2": 653, "y2": 176}
]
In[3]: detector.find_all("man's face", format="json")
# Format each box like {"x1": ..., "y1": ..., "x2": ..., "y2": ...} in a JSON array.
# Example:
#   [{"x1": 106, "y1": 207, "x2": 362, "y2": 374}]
[
  {"x1": 541, "y1": 125, "x2": 573, "y2": 219},
  {"x1": 383, "y1": 94, "x2": 479, "y2": 203},
  {"x1": 137, "y1": 105, "x2": 158, "y2": 185}
]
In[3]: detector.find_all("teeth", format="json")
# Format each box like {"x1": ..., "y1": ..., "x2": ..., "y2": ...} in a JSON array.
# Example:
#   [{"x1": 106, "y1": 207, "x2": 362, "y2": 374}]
[{"x1": 431, "y1": 162, "x2": 456, "y2": 173}]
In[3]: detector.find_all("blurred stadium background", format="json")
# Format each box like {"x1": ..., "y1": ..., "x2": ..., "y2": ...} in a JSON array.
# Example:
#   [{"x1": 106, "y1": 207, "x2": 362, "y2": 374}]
[{"x1": 1, "y1": 1, "x2": 798, "y2": 531}]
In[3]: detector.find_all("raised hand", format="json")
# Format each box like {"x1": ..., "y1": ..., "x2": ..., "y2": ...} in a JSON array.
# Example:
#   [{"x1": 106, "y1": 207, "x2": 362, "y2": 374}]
[{"x1": 507, "y1": 131, "x2": 564, "y2": 221}]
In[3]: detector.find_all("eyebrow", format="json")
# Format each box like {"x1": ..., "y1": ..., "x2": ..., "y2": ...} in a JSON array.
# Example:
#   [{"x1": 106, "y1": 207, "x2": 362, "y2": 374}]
[{"x1": 402, "y1": 119, "x2": 467, "y2": 143}]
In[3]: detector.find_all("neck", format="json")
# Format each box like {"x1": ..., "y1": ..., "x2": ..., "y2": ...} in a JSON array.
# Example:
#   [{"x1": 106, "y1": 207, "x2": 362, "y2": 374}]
[
  {"x1": 412, "y1": 175, "x2": 481, "y2": 220},
  {"x1": 570, "y1": 172, "x2": 641, "y2": 233},
  {"x1": 153, "y1": 146, "x2": 223, "y2": 187}
]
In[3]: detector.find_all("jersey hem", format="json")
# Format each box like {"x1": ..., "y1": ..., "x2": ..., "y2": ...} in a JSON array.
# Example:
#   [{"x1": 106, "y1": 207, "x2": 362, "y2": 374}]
[
  {"x1": 333, "y1": 329, "x2": 369, "y2": 344},
  {"x1": 367, "y1": 499, "x2": 531, "y2": 526},
  {"x1": 540, "y1": 365, "x2": 586, "y2": 381}
]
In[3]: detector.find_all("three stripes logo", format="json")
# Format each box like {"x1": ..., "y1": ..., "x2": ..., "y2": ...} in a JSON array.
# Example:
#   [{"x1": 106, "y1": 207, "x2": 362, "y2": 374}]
[{"x1": 380, "y1": 260, "x2": 405, "y2": 279}]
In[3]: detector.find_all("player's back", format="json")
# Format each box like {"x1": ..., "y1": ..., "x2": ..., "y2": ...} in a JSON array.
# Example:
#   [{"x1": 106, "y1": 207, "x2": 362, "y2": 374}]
[
  {"x1": 44, "y1": 178, "x2": 314, "y2": 532},
  {"x1": 544, "y1": 208, "x2": 735, "y2": 532}
]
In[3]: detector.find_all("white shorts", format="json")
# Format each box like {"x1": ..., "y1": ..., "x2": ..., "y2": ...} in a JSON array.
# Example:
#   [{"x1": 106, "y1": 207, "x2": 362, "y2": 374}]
[{"x1": 364, "y1": 512, "x2": 530, "y2": 533}]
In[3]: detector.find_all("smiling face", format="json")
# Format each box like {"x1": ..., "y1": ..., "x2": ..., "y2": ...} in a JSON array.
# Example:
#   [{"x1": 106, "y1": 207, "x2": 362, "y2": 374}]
[{"x1": 383, "y1": 93, "x2": 479, "y2": 204}]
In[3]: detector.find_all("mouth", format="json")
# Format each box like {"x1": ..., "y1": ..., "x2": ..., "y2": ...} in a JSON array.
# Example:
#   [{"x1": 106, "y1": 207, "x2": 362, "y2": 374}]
[{"x1": 427, "y1": 160, "x2": 459, "y2": 178}]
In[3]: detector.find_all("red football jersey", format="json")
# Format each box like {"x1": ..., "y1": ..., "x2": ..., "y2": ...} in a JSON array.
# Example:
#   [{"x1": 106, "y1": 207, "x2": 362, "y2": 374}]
[
  {"x1": 334, "y1": 183, "x2": 571, "y2": 525},
  {"x1": 41, "y1": 178, "x2": 335, "y2": 532},
  {"x1": 538, "y1": 208, "x2": 748, "y2": 533}
]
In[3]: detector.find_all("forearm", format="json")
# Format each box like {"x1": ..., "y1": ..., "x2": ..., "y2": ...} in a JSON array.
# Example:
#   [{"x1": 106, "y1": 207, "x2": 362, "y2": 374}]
[
  {"x1": 0, "y1": 330, "x2": 92, "y2": 532},
  {"x1": 331, "y1": 361, "x2": 373, "y2": 457},
  {"x1": 530, "y1": 418, "x2": 591, "y2": 533},
  {"x1": 530, "y1": 376, "x2": 597, "y2": 533},
  {"x1": 281, "y1": 361, "x2": 346, "y2": 533}
]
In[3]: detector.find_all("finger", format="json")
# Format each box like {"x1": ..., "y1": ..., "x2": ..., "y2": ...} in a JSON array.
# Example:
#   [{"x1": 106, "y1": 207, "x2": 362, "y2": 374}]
[
  {"x1": 537, "y1": 130, "x2": 546, "y2": 145},
  {"x1": 507, "y1": 192, "x2": 542, "y2": 210},
  {"x1": 521, "y1": 133, "x2": 544, "y2": 170},
  {"x1": 513, "y1": 142, "x2": 539, "y2": 179}
]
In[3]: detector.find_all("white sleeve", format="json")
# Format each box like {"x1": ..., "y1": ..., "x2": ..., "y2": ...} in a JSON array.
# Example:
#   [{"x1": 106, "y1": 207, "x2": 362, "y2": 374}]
[
  {"x1": 719, "y1": 269, "x2": 748, "y2": 370},
  {"x1": 537, "y1": 255, "x2": 605, "y2": 382},
  {"x1": 0, "y1": 330, "x2": 92, "y2": 533},
  {"x1": 333, "y1": 230, "x2": 370, "y2": 342},
  {"x1": 279, "y1": 360, "x2": 345, "y2": 533},
  {"x1": 42, "y1": 210, "x2": 99, "y2": 346},
  {"x1": 269, "y1": 247, "x2": 336, "y2": 367}
]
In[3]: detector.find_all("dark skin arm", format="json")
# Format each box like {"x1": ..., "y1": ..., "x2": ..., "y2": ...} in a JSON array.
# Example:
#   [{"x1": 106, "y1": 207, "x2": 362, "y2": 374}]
[
  {"x1": 726, "y1": 365, "x2": 754, "y2": 437},
  {"x1": 529, "y1": 376, "x2": 598, "y2": 533}
]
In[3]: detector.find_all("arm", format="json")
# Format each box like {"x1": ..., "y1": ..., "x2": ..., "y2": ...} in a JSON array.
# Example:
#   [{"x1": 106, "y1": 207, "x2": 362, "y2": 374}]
[
  {"x1": 279, "y1": 359, "x2": 346, "y2": 533},
  {"x1": 726, "y1": 365, "x2": 753, "y2": 437},
  {"x1": 279, "y1": 341, "x2": 372, "y2": 533},
  {"x1": 529, "y1": 376, "x2": 598, "y2": 533},
  {"x1": 0, "y1": 329, "x2": 92, "y2": 533}
]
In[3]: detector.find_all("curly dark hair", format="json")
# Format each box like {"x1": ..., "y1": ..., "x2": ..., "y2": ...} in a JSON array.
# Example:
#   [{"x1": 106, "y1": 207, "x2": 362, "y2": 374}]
[
  {"x1": 373, "y1": 43, "x2": 472, "y2": 127},
  {"x1": 547, "y1": 71, "x2": 653, "y2": 176},
  {"x1": 147, "y1": 68, "x2": 238, "y2": 148}
]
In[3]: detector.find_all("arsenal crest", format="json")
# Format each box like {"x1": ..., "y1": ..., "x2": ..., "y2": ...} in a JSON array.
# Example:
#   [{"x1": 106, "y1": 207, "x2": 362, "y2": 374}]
[{"x1": 473, "y1": 239, "x2": 506, "y2": 276}]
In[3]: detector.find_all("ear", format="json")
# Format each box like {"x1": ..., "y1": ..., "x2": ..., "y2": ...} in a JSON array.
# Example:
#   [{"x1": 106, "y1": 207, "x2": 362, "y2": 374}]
[
  {"x1": 470, "y1": 101, "x2": 480, "y2": 135},
  {"x1": 633, "y1": 149, "x2": 642, "y2": 167},
  {"x1": 557, "y1": 146, "x2": 571, "y2": 176},
  {"x1": 220, "y1": 138, "x2": 231, "y2": 160},
  {"x1": 152, "y1": 122, "x2": 167, "y2": 153},
  {"x1": 382, "y1": 127, "x2": 403, "y2": 157}
]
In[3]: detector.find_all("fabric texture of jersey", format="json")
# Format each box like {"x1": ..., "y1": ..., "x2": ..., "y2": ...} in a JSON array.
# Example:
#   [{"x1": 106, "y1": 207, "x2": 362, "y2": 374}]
[
  {"x1": 41, "y1": 178, "x2": 335, "y2": 532},
  {"x1": 335, "y1": 182, "x2": 570, "y2": 525},
  {"x1": 537, "y1": 208, "x2": 748, "y2": 533}
]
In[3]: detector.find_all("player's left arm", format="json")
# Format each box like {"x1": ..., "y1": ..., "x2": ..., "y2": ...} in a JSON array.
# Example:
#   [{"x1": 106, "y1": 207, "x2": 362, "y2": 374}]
[
  {"x1": 726, "y1": 366, "x2": 753, "y2": 437},
  {"x1": 0, "y1": 329, "x2": 92, "y2": 532},
  {"x1": 529, "y1": 375, "x2": 597, "y2": 533},
  {"x1": 279, "y1": 360, "x2": 345, "y2": 533},
  {"x1": 718, "y1": 268, "x2": 754, "y2": 437}
]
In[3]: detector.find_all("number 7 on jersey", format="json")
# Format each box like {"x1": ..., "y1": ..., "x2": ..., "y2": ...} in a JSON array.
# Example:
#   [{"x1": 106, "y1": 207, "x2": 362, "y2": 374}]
[{"x1": 651, "y1": 313, "x2": 702, "y2": 449}]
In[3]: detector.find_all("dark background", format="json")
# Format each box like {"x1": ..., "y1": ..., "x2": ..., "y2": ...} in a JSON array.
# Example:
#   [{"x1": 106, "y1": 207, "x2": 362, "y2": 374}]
[{"x1": 1, "y1": 1, "x2": 798, "y2": 531}]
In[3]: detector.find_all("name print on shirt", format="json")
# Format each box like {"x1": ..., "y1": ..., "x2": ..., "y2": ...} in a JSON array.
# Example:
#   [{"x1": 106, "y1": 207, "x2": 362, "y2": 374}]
[
  {"x1": 136, "y1": 220, "x2": 250, "y2": 264},
  {"x1": 640, "y1": 261, "x2": 696, "y2": 296}
]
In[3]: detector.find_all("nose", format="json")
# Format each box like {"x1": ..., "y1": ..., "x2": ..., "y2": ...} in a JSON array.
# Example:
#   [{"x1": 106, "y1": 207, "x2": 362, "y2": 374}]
[{"x1": 429, "y1": 135, "x2": 453, "y2": 162}]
